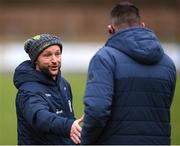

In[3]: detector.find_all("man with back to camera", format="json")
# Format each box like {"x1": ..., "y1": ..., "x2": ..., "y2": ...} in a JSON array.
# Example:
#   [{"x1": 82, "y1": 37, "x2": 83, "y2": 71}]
[
  {"x1": 13, "y1": 34, "x2": 83, "y2": 145},
  {"x1": 81, "y1": 1, "x2": 176, "y2": 145}
]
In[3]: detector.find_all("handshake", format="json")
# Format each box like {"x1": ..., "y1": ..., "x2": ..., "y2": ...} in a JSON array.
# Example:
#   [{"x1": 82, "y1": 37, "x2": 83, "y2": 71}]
[{"x1": 70, "y1": 116, "x2": 84, "y2": 144}]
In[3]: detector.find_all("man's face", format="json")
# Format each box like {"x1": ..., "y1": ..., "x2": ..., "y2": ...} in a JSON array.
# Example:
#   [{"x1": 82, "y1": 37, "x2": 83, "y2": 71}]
[{"x1": 35, "y1": 45, "x2": 62, "y2": 79}]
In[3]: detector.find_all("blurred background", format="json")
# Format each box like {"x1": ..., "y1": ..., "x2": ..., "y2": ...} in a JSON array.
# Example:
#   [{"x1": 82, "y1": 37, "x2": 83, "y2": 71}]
[{"x1": 0, "y1": 0, "x2": 180, "y2": 144}]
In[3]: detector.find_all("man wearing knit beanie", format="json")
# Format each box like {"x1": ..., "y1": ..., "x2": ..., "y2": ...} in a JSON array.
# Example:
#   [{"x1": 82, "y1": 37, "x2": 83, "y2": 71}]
[
  {"x1": 24, "y1": 34, "x2": 63, "y2": 65},
  {"x1": 13, "y1": 34, "x2": 83, "y2": 145}
]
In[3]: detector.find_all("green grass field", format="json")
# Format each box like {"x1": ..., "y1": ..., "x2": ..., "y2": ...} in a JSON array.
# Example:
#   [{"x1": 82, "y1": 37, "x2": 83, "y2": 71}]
[{"x1": 0, "y1": 73, "x2": 179, "y2": 144}]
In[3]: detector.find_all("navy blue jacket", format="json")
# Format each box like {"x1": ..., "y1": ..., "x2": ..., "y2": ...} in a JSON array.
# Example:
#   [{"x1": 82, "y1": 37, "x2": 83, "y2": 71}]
[
  {"x1": 13, "y1": 60, "x2": 75, "y2": 145},
  {"x1": 81, "y1": 27, "x2": 176, "y2": 145}
]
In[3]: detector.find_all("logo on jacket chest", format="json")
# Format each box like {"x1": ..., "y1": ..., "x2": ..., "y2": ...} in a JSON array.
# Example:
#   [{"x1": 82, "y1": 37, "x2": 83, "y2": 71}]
[
  {"x1": 56, "y1": 109, "x2": 63, "y2": 114},
  {"x1": 45, "y1": 93, "x2": 52, "y2": 97}
]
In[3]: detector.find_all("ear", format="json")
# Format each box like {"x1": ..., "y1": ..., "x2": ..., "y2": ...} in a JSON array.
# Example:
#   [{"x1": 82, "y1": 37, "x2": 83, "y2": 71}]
[
  {"x1": 141, "y1": 22, "x2": 145, "y2": 27},
  {"x1": 108, "y1": 25, "x2": 115, "y2": 34}
]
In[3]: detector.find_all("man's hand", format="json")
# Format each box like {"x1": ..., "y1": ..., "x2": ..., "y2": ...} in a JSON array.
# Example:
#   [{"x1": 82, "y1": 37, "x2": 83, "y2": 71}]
[{"x1": 70, "y1": 116, "x2": 84, "y2": 144}]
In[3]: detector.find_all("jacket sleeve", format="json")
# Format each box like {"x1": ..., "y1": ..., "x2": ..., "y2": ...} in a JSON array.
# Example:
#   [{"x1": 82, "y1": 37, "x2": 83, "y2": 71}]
[
  {"x1": 17, "y1": 90, "x2": 74, "y2": 138},
  {"x1": 81, "y1": 53, "x2": 114, "y2": 144}
]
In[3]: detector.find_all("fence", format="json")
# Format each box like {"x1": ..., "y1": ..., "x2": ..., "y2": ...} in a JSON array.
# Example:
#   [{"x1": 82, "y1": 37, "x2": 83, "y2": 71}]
[{"x1": 0, "y1": 42, "x2": 180, "y2": 73}]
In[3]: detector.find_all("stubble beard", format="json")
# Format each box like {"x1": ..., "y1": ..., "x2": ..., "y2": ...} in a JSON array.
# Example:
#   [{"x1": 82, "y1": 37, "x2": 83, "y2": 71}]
[{"x1": 40, "y1": 64, "x2": 61, "y2": 79}]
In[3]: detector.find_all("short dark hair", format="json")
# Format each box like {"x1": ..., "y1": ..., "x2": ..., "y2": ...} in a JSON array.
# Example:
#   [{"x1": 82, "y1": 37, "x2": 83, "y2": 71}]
[{"x1": 111, "y1": 1, "x2": 140, "y2": 27}]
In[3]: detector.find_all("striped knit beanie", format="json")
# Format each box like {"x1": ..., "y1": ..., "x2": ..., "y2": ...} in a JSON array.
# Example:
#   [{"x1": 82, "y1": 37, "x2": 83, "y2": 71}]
[{"x1": 24, "y1": 34, "x2": 63, "y2": 63}]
